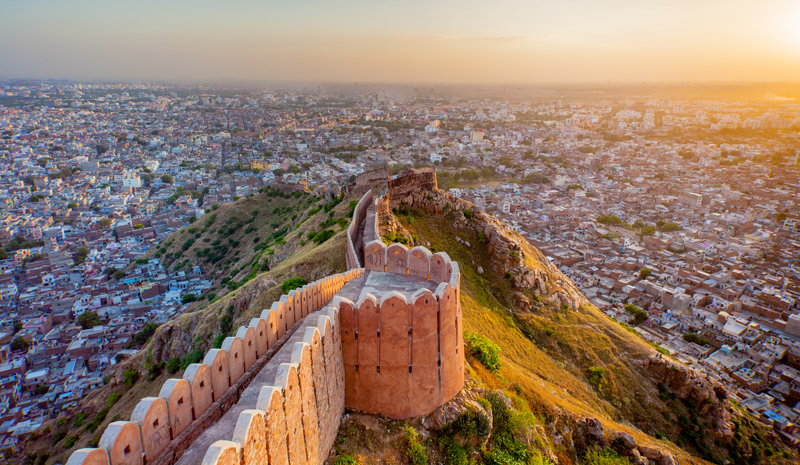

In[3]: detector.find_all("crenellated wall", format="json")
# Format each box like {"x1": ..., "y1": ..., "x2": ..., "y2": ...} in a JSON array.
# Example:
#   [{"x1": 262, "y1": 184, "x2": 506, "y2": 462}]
[
  {"x1": 65, "y1": 270, "x2": 363, "y2": 465},
  {"x1": 199, "y1": 304, "x2": 345, "y2": 465},
  {"x1": 346, "y1": 189, "x2": 372, "y2": 270},
  {"x1": 346, "y1": 238, "x2": 464, "y2": 419}
]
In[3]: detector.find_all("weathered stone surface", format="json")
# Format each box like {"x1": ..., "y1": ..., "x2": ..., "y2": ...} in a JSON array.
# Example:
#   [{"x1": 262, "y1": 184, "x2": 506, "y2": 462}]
[
  {"x1": 261, "y1": 308, "x2": 279, "y2": 347},
  {"x1": 66, "y1": 448, "x2": 110, "y2": 465},
  {"x1": 231, "y1": 410, "x2": 267, "y2": 465},
  {"x1": 235, "y1": 326, "x2": 257, "y2": 371},
  {"x1": 386, "y1": 243, "x2": 409, "y2": 275},
  {"x1": 317, "y1": 314, "x2": 340, "y2": 458},
  {"x1": 377, "y1": 291, "x2": 410, "y2": 418},
  {"x1": 131, "y1": 397, "x2": 171, "y2": 462},
  {"x1": 221, "y1": 337, "x2": 246, "y2": 386},
  {"x1": 638, "y1": 444, "x2": 663, "y2": 460},
  {"x1": 617, "y1": 431, "x2": 637, "y2": 450},
  {"x1": 437, "y1": 283, "x2": 462, "y2": 403},
  {"x1": 410, "y1": 289, "x2": 441, "y2": 416},
  {"x1": 199, "y1": 441, "x2": 240, "y2": 465},
  {"x1": 303, "y1": 326, "x2": 330, "y2": 465},
  {"x1": 99, "y1": 421, "x2": 143, "y2": 465},
  {"x1": 159, "y1": 379, "x2": 193, "y2": 439},
  {"x1": 248, "y1": 317, "x2": 268, "y2": 358},
  {"x1": 256, "y1": 387, "x2": 289, "y2": 465},
  {"x1": 272, "y1": 301, "x2": 287, "y2": 338},
  {"x1": 203, "y1": 349, "x2": 230, "y2": 402},
  {"x1": 183, "y1": 363, "x2": 213, "y2": 420},
  {"x1": 275, "y1": 363, "x2": 307, "y2": 465},
  {"x1": 291, "y1": 343, "x2": 320, "y2": 465},
  {"x1": 283, "y1": 293, "x2": 297, "y2": 329},
  {"x1": 429, "y1": 251, "x2": 452, "y2": 283},
  {"x1": 364, "y1": 240, "x2": 386, "y2": 271}
]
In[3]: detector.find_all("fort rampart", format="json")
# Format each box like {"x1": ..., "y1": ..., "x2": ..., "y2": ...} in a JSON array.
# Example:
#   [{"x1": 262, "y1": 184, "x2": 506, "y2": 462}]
[{"x1": 66, "y1": 270, "x2": 362, "y2": 465}]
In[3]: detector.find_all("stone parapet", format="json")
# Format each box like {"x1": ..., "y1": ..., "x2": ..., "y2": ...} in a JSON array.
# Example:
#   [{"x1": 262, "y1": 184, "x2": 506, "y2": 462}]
[{"x1": 67, "y1": 270, "x2": 363, "y2": 465}]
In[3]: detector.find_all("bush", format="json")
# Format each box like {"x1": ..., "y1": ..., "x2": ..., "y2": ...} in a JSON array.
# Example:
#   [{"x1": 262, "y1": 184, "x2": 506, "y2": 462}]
[
  {"x1": 180, "y1": 349, "x2": 204, "y2": 369},
  {"x1": 584, "y1": 446, "x2": 630, "y2": 465},
  {"x1": 65, "y1": 435, "x2": 79, "y2": 449},
  {"x1": 464, "y1": 332, "x2": 501, "y2": 372},
  {"x1": 334, "y1": 456, "x2": 359, "y2": 465},
  {"x1": 587, "y1": 366, "x2": 606, "y2": 392},
  {"x1": 72, "y1": 413, "x2": 87, "y2": 428},
  {"x1": 165, "y1": 357, "x2": 181, "y2": 373},
  {"x1": 463, "y1": 209, "x2": 473, "y2": 219},
  {"x1": 403, "y1": 425, "x2": 427, "y2": 465},
  {"x1": 108, "y1": 392, "x2": 122, "y2": 407},
  {"x1": 122, "y1": 369, "x2": 139, "y2": 388},
  {"x1": 281, "y1": 277, "x2": 308, "y2": 293},
  {"x1": 313, "y1": 229, "x2": 335, "y2": 244},
  {"x1": 181, "y1": 293, "x2": 198, "y2": 304}
]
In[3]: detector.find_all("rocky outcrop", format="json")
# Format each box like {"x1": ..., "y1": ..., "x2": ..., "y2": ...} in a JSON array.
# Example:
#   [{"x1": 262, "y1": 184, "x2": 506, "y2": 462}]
[
  {"x1": 388, "y1": 188, "x2": 588, "y2": 311},
  {"x1": 646, "y1": 356, "x2": 734, "y2": 443}
]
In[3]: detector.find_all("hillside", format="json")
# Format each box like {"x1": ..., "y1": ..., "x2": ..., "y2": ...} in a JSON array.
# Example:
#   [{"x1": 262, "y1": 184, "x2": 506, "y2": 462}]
[
  {"x1": 337, "y1": 188, "x2": 794, "y2": 465},
  {"x1": 14, "y1": 189, "x2": 361, "y2": 465}
]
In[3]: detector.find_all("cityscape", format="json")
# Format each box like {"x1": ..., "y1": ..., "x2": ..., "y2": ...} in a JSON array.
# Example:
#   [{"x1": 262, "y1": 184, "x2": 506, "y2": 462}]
[{"x1": 2, "y1": 1, "x2": 800, "y2": 465}]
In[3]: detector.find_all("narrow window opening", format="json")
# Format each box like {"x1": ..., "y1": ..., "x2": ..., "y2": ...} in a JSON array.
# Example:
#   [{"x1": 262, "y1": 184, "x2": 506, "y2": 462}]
[
  {"x1": 355, "y1": 365, "x2": 359, "y2": 373},
  {"x1": 408, "y1": 366, "x2": 413, "y2": 374},
  {"x1": 124, "y1": 446, "x2": 131, "y2": 455},
  {"x1": 377, "y1": 366, "x2": 381, "y2": 374},
  {"x1": 153, "y1": 419, "x2": 159, "y2": 427},
  {"x1": 178, "y1": 397, "x2": 184, "y2": 405},
  {"x1": 199, "y1": 381, "x2": 205, "y2": 388}
]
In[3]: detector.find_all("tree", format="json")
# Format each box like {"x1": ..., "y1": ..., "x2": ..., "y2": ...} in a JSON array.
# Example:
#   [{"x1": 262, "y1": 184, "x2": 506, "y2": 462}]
[
  {"x1": 97, "y1": 218, "x2": 113, "y2": 229},
  {"x1": 74, "y1": 247, "x2": 89, "y2": 265},
  {"x1": 639, "y1": 268, "x2": 652, "y2": 279},
  {"x1": 78, "y1": 311, "x2": 101, "y2": 329},
  {"x1": 68, "y1": 202, "x2": 78, "y2": 209},
  {"x1": 96, "y1": 144, "x2": 108, "y2": 155},
  {"x1": 160, "y1": 174, "x2": 173, "y2": 184},
  {"x1": 181, "y1": 294, "x2": 198, "y2": 304},
  {"x1": 624, "y1": 304, "x2": 648, "y2": 325},
  {"x1": 11, "y1": 336, "x2": 29, "y2": 351},
  {"x1": 661, "y1": 222, "x2": 681, "y2": 232},
  {"x1": 113, "y1": 270, "x2": 126, "y2": 280},
  {"x1": 639, "y1": 226, "x2": 656, "y2": 237}
]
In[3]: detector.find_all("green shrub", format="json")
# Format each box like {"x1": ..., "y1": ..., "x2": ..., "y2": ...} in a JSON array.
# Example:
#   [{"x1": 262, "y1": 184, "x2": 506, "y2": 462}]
[
  {"x1": 463, "y1": 209, "x2": 473, "y2": 218},
  {"x1": 403, "y1": 425, "x2": 427, "y2": 465},
  {"x1": 122, "y1": 369, "x2": 139, "y2": 388},
  {"x1": 165, "y1": 357, "x2": 181, "y2": 374},
  {"x1": 587, "y1": 366, "x2": 606, "y2": 392},
  {"x1": 584, "y1": 446, "x2": 630, "y2": 465},
  {"x1": 180, "y1": 349, "x2": 204, "y2": 369},
  {"x1": 682, "y1": 333, "x2": 710, "y2": 346},
  {"x1": 84, "y1": 407, "x2": 109, "y2": 432},
  {"x1": 65, "y1": 435, "x2": 79, "y2": 449},
  {"x1": 108, "y1": 392, "x2": 122, "y2": 407},
  {"x1": 333, "y1": 456, "x2": 359, "y2": 465},
  {"x1": 72, "y1": 413, "x2": 87, "y2": 428},
  {"x1": 281, "y1": 277, "x2": 308, "y2": 293},
  {"x1": 464, "y1": 332, "x2": 501, "y2": 372},
  {"x1": 313, "y1": 229, "x2": 335, "y2": 244}
]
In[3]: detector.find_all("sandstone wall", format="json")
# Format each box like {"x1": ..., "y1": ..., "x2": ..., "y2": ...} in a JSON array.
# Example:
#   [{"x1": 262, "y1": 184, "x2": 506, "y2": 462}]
[
  {"x1": 67, "y1": 270, "x2": 362, "y2": 465},
  {"x1": 196, "y1": 305, "x2": 345, "y2": 465},
  {"x1": 346, "y1": 189, "x2": 372, "y2": 270},
  {"x1": 348, "y1": 239, "x2": 465, "y2": 419}
]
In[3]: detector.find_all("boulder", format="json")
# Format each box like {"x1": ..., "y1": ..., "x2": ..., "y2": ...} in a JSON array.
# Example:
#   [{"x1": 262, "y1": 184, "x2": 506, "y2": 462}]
[{"x1": 617, "y1": 431, "x2": 636, "y2": 450}]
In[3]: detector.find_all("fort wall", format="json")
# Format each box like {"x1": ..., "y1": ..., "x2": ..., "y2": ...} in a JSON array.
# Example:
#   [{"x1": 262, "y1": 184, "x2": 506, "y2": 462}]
[
  {"x1": 345, "y1": 238, "x2": 464, "y2": 419},
  {"x1": 67, "y1": 270, "x2": 362, "y2": 465}
]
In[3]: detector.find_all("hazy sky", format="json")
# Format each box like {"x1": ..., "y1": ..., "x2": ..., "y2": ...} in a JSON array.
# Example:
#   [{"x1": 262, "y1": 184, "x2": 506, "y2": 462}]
[{"x1": 2, "y1": 0, "x2": 800, "y2": 83}]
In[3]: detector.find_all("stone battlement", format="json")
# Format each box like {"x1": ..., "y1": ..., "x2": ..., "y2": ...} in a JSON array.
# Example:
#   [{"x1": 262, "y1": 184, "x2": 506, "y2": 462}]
[{"x1": 66, "y1": 270, "x2": 362, "y2": 465}]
